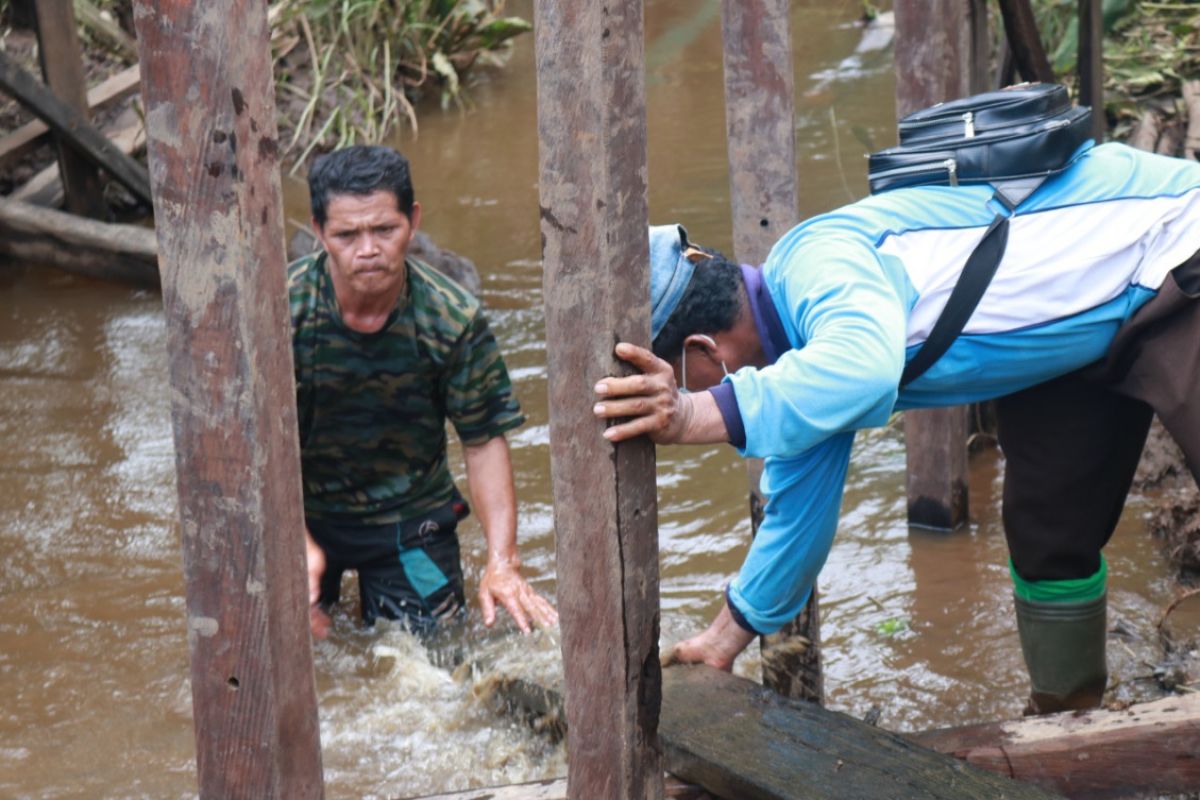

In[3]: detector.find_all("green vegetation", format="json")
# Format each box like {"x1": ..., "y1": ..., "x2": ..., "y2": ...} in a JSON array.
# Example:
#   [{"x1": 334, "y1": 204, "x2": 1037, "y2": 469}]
[{"x1": 271, "y1": 0, "x2": 531, "y2": 164}]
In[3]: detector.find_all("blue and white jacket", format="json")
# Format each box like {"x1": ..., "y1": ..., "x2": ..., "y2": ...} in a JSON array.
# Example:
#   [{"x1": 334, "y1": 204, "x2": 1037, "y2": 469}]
[{"x1": 708, "y1": 142, "x2": 1200, "y2": 634}]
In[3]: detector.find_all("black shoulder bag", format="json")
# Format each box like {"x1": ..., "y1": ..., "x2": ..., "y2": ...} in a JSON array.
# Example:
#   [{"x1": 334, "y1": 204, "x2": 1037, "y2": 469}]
[{"x1": 867, "y1": 83, "x2": 1094, "y2": 386}]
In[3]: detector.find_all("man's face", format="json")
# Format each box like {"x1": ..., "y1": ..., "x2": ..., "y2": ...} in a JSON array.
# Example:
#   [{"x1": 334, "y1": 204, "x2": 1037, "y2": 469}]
[{"x1": 314, "y1": 190, "x2": 421, "y2": 300}]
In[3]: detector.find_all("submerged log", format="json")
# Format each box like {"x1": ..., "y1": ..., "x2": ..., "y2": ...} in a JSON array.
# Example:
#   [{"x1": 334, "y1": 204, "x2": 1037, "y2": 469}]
[
  {"x1": 0, "y1": 197, "x2": 157, "y2": 285},
  {"x1": 909, "y1": 692, "x2": 1200, "y2": 799},
  {"x1": 406, "y1": 776, "x2": 713, "y2": 800}
]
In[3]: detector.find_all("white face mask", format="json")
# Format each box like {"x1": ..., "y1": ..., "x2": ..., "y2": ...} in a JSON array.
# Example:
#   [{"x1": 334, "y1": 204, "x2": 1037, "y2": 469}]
[{"x1": 680, "y1": 334, "x2": 729, "y2": 394}]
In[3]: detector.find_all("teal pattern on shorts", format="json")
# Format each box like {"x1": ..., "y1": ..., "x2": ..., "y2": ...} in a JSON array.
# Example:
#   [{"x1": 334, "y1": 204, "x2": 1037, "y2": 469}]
[{"x1": 289, "y1": 252, "x2": 524, "y2": 525}]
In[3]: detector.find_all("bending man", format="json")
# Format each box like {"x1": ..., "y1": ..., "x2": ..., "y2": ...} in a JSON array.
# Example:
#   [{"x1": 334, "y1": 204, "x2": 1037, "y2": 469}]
[{"x1": 594, "y1": 141, "x2": 1200, "y2": 714}]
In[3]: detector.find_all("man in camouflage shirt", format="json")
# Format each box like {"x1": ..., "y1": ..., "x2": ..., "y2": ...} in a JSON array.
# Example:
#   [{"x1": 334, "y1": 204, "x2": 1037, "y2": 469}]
[{"x1": 291, "y1": 145, "x2": 557, "y2": 639}]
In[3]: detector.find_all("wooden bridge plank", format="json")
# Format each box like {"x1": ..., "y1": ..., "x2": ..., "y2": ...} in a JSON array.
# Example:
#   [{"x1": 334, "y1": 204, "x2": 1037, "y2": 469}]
[
  {"x1": 0, "y1": 50, "x2": 151, "y2": 203},
  {"x1": 910, "y1": 692, "x2": 1200, "y2": 799},
  {"x1": 533, "y1": 2, "x2": 663, "y2": 799},
  {"x1": 130, "y1": 0, "x2": 323, "y2": 796},
  {"x1": 661, "y1": 666, "x2": 1058, "y2": 800}
]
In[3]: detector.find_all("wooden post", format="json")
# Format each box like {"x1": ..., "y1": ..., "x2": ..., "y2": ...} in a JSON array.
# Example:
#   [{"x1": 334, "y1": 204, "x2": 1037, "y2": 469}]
[
  {"x1": 533, "y1": 3, "x2": 663, "y2": 799},
  {"x1": 1078, "y1": 0, "x2": 1105, "y2": 143},
  {"x1": 718, "y1": 0, "x2": 822, "y2": 704},
  {"x1": 996, "y1": 0, "x2": 1056, "y2": 85},
  {"x1": 32, "y1": 0, "x2": 106, "y2": 217},
  {"x1": 894, "y1": 0, "x2": 971, "y2": 531},
  {"x1": 967, "y1": 0, "x2": 991, "y2": 94},
  {"x1": 131, "y1": 2, "x2": 323, "y2": 797}
]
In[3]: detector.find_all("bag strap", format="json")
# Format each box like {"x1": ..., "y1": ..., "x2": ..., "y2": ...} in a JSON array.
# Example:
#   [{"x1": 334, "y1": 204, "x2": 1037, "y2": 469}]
[{"x1": 899, "y1": 192, "x2": 1015, "y2": 387}]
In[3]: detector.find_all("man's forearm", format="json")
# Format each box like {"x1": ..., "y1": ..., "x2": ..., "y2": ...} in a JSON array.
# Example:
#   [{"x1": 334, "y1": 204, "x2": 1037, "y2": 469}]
[{"x1": 463, "y1": 435, "x2": 519, "y2": 565}]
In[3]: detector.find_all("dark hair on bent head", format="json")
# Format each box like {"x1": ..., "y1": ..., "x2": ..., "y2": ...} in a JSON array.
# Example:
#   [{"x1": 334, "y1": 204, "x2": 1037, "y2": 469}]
[
  {"x1": 652, "y1": 247, "x2": 746, "y2": 362},
  {"x1": 308, "y1": 145, "x2": 415, "y2": 226}
]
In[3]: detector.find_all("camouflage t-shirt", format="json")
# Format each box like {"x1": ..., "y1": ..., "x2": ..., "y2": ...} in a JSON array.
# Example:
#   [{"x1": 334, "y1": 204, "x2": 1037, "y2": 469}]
[{"x1": 288, "y1": 252, "x2": 525, "y2": 524}]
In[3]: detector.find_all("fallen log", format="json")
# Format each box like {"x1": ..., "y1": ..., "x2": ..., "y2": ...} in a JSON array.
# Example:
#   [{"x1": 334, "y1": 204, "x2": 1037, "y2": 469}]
[
  {"x1": 12, "y1": 105, "x2": 145, "y2": 207},
  {"x1": 908, "y1": 692, "x2": 1200, "y2": 799},
  {"x1": 0, "y1": 197, "x2": 158, "y2": 286},
  {"x1": 0, "y1": 51, "x2": 151, "y2": 203},
  {"x1": 405, "y1": 776, "x2": 713, "y2": 800},
  {"x1": 1128, "y1": 109, "x2": 1162, "y2": 154}
]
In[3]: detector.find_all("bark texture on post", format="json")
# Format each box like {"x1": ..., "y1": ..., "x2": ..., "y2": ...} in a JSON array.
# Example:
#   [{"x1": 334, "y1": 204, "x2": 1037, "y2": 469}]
[
  {"x1": 1078, "y1": 0, "x2": 1105, "y2": 143},
  {"x1": 32, "y1": 0, "x2": 106, "y2": 217},
  {"x1": 719, "y1": 0, "x2": 822, "y2": 706},
  {"x1": 132, "y1": 2, "x2": 323, "y2": 797},
  {"x1": 533, "y1": 3, "x2": 663, "y2": 799},
  {"x1": 894, "y1": 0, "x2": 972, "y2": 531},
  {"x1": 968, "y1": 0, "x2": 991, "y2": 94}
]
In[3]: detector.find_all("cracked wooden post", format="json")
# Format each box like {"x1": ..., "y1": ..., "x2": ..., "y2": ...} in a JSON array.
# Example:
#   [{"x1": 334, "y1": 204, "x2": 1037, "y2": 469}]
[
  {"x1": 1078, "y1": 0, "x2": 1105, "y2": 143},
  {"x1": 131, "y1": 2, "x2": 323, "y2": 797},
  {"x1": 534, "y1": 2, "x2": 663, "y2": 799},
  {"x1": 893, "y1": 0, "x2": 971, "y2": 531},
  {"x1": 719, "y1": 0, "x2": 822, "y2": 704},
  {"x1": 31, "y1": 0, "x2": 106, "y2": 217}
]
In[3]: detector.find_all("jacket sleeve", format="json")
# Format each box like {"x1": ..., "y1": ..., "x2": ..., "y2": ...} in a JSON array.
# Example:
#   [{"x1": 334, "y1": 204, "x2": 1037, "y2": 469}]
[
  {"x1": 726, "y1": 431, "x2": 855, "y2": 634},
  {"x1": 726, "y1": 234, "x2": 906, "y2": 460}
]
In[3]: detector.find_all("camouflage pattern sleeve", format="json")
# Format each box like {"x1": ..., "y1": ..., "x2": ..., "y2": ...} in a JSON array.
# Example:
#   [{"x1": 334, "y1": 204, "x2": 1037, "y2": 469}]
[{"x1": 443, "y1": 308, "x2": 525, "y2": 446}]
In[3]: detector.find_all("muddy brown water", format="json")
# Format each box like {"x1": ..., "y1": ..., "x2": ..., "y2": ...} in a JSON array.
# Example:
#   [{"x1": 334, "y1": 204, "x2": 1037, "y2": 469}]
[{"x1": 0, "y1": 1, "x2": 1192, "y2": 797}]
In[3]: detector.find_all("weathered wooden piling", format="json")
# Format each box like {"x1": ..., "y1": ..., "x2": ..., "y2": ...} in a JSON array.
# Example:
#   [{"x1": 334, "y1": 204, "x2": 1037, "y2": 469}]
[
  {"x1": 30, "y1": 0, "x2": 105, "y2": 218},
  {"x1": 533, "y1": 2, "x2": 663, "y2": 799},
  {"x1": 131, "y1": 1, "x2": 323, "y2": 797},
  {"x1": 718, "y1": 0, "x2": 822, "y2": 704},
  {"x1": 893, "y1": 0, "x2": 972, "y2": 531},
  {"x1": 1078, "y1": 0, "x2": 1105, "y2": 143}
]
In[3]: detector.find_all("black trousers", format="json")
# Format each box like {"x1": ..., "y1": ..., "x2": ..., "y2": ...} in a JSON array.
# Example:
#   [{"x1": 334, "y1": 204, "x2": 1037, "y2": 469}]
[{"x1": 998, "y1": 251, "x2": 1200, "y2": 583}]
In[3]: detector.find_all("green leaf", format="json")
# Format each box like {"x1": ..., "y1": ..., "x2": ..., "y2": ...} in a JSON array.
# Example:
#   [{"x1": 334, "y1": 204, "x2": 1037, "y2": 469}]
[
  {"x1": 473, "y1": 16, "x2": 532, "y2": 50},
  {"x1": 874, "y1": 617, "x2": 909, "y2": 637}
]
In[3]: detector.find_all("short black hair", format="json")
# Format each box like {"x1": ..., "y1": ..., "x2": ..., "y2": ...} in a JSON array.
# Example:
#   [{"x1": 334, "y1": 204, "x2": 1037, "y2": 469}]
[
  {"x1": 308, "y1": 145, "x2": 415, "y2": 226},
  {"x1": 652, "y1": 247, "x2": 746, "y2": 361}
]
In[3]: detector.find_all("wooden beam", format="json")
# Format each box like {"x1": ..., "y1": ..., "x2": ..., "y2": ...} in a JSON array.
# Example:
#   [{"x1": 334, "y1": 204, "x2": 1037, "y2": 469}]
[
  {"x1": 130, "y1": 1, "x2": 323, "y2": 797},
  {"x1": 996, "y1": 0, "x2": 1056, "y2": 85},
  {"x1": 661, "y1": 666, "x2": 1057, "y2": 799},
  {"x1": 967, "y1": 0, "x2": 991, "y2": 94},
  {"x1": 13, "y1": 105, "x2": 144, "y2": 207},
  {"x1": 893, "y1": 0, "x2": 972, "y2": 531},
  {"x1": 0, "y1": 197, "x2": 158, "y2": 286},
  {"x1": 719, "y1": 0, "x2": 822, "y2": 705},
  {"x1": 0, "y1": 50, "x2": 152, "y2": 204},
  {"x1": 533, "y1": 2, "x2": 663, "y2": 799},
  {"x1": 32, "y1": 0, "x2": 106, "y2": 217},
  {"x1": 0, "y1": 64, "x2": 140, "y2": 172},
  {"x1": 910, "y1": 693, "x2": 1200, "y2": 799},
  {"x1": 1077, "y1": 0, "x2": 1105, "y2": 143}
]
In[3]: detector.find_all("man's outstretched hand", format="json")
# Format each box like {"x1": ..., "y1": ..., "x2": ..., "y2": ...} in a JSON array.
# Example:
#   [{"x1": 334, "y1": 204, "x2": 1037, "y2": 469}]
[
  {"x1": 305, "y1": 529, "x2": 331, "y2": 641},
  {"x1": 479, "y1": 558, "x2": 559, "y2": 634}
]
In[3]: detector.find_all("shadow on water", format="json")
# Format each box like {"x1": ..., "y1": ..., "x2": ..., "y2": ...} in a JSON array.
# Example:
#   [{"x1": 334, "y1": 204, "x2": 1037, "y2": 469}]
[{"x1": 0, "y1": 0, "x2": 1189, "y2": 797}]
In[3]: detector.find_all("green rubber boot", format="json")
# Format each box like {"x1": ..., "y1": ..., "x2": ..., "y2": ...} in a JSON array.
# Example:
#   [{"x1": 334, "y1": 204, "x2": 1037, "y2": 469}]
[{"x1": 1014, "y1": 593, "x2": 1108, "y2": 715}]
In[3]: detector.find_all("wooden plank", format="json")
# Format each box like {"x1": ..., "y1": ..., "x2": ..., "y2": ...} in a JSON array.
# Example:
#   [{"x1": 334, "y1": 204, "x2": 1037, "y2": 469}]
[
  {"x1": 661, "y1": 666, "x2": 1058, "y2": 800},
  {"x1": 1077, "y1": 0, "x2": 1105, "y2": 143},
  {"x1": 130, "y1": 1, "x2": 323, "y2": 797},
  {"x1": 32, "y1": 0, "x2": 106, "y2": 217},
  {"x1": 406, "y1": 777, "x2": 713, "y2": 800},
  {"x1": 0, "y1": 196, "x2": 158, "y2": 286},
  {"x1": 910, "y1": 693, "x2": 1200, "y2": 799},
  {"x1": 533, "y1": 2, "x2": 663, "y2": 799},
  {"x1": 996, "y1": 0, "x2": 1056, "y2": 85},
  {"x1": 719, "y1": 0, "x2": 822, "y2": 705},
  {"x1": 893, "y1": 0, "x2": 972, "y2": 531},
  {"x1": 0, "y1": 50, "x2": 151, "y2": 203},
  {"x1": 0, "y1": 63, "x2": 140, "y2": 171},
  {"x1": 13, "y1": 105, "x2": 144, "y2": 207}
]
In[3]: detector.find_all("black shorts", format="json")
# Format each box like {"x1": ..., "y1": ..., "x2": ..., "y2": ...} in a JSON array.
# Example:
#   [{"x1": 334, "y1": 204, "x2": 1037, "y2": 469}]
[
  {"x1": 998, "y1": 250, "x2": 1200, "y2": 582},
  {"x1": 308, "y1": 499, "x2": 469, "y2": 633}
]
